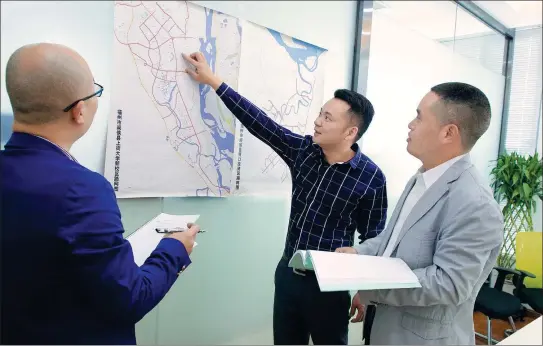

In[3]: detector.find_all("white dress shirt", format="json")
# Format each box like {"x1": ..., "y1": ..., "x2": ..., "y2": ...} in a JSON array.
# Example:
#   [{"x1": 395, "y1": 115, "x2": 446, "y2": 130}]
[{"x1": 381, "y1": 154, "x2": 467, "y2": 257}]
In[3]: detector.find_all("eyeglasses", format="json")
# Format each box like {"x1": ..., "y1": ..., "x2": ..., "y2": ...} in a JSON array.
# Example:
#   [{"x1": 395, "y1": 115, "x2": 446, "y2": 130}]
[{"x1": 63, "y1": 82, "x2": 104, "y2": 112}]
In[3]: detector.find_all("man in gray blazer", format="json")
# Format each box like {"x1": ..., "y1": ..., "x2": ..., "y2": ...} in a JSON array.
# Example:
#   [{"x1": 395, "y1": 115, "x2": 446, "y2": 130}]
[{"x1": 337, "y1": 82, "x2": 504, "y2": 345}]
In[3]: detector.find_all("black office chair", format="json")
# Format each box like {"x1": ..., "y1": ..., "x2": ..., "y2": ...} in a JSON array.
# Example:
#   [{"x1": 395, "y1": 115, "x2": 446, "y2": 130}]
[
  {"x1": 474, "y1": 266, "x2": 525, "y2": 345},
  {"x1": 510, "y1": 269, "x2": 543, "y2": 315}
]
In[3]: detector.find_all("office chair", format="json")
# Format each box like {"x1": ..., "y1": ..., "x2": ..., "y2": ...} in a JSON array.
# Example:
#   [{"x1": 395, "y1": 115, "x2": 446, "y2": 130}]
[
  {"x1": 474, "y1": 266, "x2": 524, "y2": 345},
  {"x1": 511, "y1": 271, "x2": 543, "y2": 314}
]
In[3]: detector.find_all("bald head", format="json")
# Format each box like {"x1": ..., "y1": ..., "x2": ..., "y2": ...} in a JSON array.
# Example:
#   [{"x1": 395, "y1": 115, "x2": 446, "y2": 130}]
[{"x1": 5, "y1": 43, "x2": 93, "y2": 124}]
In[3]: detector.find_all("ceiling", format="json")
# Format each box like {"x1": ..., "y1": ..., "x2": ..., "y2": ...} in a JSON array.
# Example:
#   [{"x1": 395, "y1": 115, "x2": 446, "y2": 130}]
[
  {"x1": 474, "y1": 1, "x2": 543, "y2": 29},
  {"x1": 374, "y1": 1, "x2": 542, "y2": 41}
]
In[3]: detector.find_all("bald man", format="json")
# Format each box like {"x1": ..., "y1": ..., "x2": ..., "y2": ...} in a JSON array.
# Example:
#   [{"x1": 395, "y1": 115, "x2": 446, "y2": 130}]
[{"x1": 1, "y1": 43, "x2": 199, "y2": 345}]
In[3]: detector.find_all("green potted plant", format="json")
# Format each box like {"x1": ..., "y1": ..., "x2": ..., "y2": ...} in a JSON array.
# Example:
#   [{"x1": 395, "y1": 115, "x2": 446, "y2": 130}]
[{"x1": 490, "y1": 151, "x2": 543, "y2": 268}]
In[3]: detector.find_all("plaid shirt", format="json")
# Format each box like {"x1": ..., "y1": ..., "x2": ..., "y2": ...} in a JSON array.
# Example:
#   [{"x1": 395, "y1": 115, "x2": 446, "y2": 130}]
[{"x1": 217, "y1": 83, "x2": 388, "y2": 259}]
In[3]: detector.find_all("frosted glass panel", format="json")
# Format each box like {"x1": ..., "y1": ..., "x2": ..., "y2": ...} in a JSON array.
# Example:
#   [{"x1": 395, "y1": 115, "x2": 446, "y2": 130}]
[
  {"x1": 362, "y1": 10, "x2": 505, "y2": 214},
  {"x1": 117, "y1": 195, "x2": 289, "y2": 344}
]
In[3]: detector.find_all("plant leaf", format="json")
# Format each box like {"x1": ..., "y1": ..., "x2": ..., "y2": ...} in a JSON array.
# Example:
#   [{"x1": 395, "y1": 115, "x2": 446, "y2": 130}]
[{"x1": 523, "y1": 183, "x2": 532, "y2": 198}]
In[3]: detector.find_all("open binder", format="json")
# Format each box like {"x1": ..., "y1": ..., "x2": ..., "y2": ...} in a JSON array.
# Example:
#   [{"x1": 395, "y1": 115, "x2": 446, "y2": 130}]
[{"x1": 289, "y1": 250, "x2": 421, "y2": 292}]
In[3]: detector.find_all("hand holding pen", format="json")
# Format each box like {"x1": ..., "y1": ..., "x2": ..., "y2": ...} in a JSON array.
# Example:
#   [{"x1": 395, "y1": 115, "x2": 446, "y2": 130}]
[
  {"x1": 156, "y1": 227, "x2": 206, "y2": 234},
  {"x1": 162, "y1": 223, "x2": 201, "y2": 255}
]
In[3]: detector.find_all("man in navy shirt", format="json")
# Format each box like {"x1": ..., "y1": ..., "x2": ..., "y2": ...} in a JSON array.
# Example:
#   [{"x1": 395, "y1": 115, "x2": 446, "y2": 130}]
[
  {"x1": 183, "y1": 52, "x2": 387, "y2": 345},
  {"x1": 1, "y1": 43, "x2": 200, "y2": 345}
]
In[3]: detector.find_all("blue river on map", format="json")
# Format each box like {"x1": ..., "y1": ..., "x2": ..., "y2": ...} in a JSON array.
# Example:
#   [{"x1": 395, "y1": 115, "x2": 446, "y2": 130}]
[
  {"x1": 198, "y1": 9, "x2": 241, "y2": 195},
  {"x1": 267, "y1": 28, "x2": 325, "y2": 86}
]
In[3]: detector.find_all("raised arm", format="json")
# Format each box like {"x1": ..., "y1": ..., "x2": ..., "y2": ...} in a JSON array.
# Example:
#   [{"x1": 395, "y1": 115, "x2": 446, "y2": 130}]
[
  {"x1": 182, "y1": 52, "x2": 308, "y2": 167},
  {"x1": 61, "y1": 173, "x2": 196, "y2": 324}
]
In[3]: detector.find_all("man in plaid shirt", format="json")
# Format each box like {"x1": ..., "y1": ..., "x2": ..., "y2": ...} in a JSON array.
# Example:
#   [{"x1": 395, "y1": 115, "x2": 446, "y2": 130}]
[{"x1": 184, "y1": 52, "x2": 387, "y2": 345}]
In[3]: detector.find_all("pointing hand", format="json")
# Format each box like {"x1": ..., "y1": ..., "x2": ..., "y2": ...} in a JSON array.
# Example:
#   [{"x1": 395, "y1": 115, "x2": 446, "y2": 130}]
[{"x1": 182, "y1": 52, "x2": 222, "y2": 90}]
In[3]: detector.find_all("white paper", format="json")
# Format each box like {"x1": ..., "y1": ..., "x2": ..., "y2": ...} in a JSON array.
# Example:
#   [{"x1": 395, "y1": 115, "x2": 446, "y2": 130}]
[
  {"x1": 128, "y1": 213, "x2": 200, "y2": 267},
  {"x1": 307, "y1": 251, "x2": 421, "y2": 292}
]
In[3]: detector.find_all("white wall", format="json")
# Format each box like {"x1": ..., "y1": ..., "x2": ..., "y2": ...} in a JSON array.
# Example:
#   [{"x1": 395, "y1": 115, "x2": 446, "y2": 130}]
[
  {"x1": 361, "y1": 10, "x2": 505, "y2": 213},
  {"x1": 0, "y1": 1, "x2": 114, "y2": 173}
]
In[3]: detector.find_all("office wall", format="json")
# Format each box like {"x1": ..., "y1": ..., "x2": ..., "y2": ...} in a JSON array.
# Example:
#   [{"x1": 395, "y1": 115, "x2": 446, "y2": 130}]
[
  {"x1": 361, "y1": 10, "x2": 505, "y2": 214},
  {"x1": 1, "y1": 1, "x2": 360, "y2": 344},
  {"x1": 0, "y1": 1, "x2": 113, "y2": 172}
]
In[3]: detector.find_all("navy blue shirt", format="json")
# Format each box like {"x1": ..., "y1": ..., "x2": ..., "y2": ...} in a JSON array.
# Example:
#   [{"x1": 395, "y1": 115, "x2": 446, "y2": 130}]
[{"x1": 217, "y1": 83, "x2": 388, "y2": 259}]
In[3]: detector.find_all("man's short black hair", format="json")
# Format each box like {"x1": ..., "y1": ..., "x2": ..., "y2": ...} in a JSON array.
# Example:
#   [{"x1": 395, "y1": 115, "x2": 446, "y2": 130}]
[
  {"x1": 430, "y1": 82, "x2": 491, "y2": 149},
  {"x1": 334, "y1": 89, "x2": 375, "y2": 142}
]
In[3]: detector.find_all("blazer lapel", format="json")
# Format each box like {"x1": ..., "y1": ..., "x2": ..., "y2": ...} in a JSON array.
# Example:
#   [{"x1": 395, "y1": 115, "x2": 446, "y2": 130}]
[
  {"x1": 390, "y1": 155, "x2": 473, "y2": 254},
  {"x1": 376, "y1": 175, "x2": 417, "y2": 256},
  {"x1": 396, "y1": 182, "x2": 449, "y2": 243}
]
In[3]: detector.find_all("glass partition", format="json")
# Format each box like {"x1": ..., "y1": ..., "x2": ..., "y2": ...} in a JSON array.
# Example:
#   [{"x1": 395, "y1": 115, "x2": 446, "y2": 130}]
[{"x1": 362, "y1": 0, "x2": 507, "y2": 214}]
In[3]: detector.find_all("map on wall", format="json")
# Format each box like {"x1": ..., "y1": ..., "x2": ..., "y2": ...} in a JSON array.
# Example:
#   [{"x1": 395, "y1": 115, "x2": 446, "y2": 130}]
[
  {"x1": 232, "y1": 22, "x2": 326, "y2": 194},
  {"x1": 104, "y1": 1, "x2": 327, "y2": 198}
]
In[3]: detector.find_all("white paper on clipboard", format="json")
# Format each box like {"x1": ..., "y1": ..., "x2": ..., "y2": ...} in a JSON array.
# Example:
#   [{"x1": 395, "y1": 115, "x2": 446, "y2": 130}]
[{"x1": 127, "y1": 213, "x2": 200, "y2": 266}]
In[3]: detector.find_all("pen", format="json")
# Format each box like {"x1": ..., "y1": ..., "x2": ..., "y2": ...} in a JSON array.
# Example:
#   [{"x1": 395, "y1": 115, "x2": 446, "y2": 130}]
[{"x1": 155, "y1": 228, "x2": 206, "y2": 233}]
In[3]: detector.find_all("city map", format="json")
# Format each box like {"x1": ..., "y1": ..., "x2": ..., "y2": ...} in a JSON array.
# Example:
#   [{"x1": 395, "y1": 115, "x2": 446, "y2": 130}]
[{"x1": 104, "y1": 1, "x2": 326, "y2": 197}]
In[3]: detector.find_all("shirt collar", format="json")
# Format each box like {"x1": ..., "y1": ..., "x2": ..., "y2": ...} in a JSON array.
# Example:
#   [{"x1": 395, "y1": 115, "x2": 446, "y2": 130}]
[
  {"x1": 14, "y1": 132, "x2": 78, "y2": 163},
  {"x1": 349, "y1": 142, "x2": 363, "y2": 168},
  {"x1": 419, "y1": 153, "x2": 467, "y2": 189},
  {"x1": 316, "y1": 142, "x2": 363, "y2": 169}
]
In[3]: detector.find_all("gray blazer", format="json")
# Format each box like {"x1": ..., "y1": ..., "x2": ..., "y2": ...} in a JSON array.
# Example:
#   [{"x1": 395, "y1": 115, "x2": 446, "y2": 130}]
[{"x1": 354, "y1": 154, "x2": 503, "y2": 345}]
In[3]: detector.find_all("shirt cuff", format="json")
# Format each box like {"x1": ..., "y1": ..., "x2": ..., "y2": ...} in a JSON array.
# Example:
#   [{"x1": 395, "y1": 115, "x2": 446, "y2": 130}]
[
  {"x1": 215, "y1": 82, "x2": 229, "y2": 97},
  {"x1": 157, "y1": 238, "x2": 192, "y2": 271}
]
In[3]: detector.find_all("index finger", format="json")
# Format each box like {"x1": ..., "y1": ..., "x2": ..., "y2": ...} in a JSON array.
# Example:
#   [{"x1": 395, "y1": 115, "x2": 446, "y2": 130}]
[
  {"x1": 181, "y1": 52, "x2": 199, "y2": 66},
  {"x1": 191, "y1": 51, "x2": 205, "y2": 62}
]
